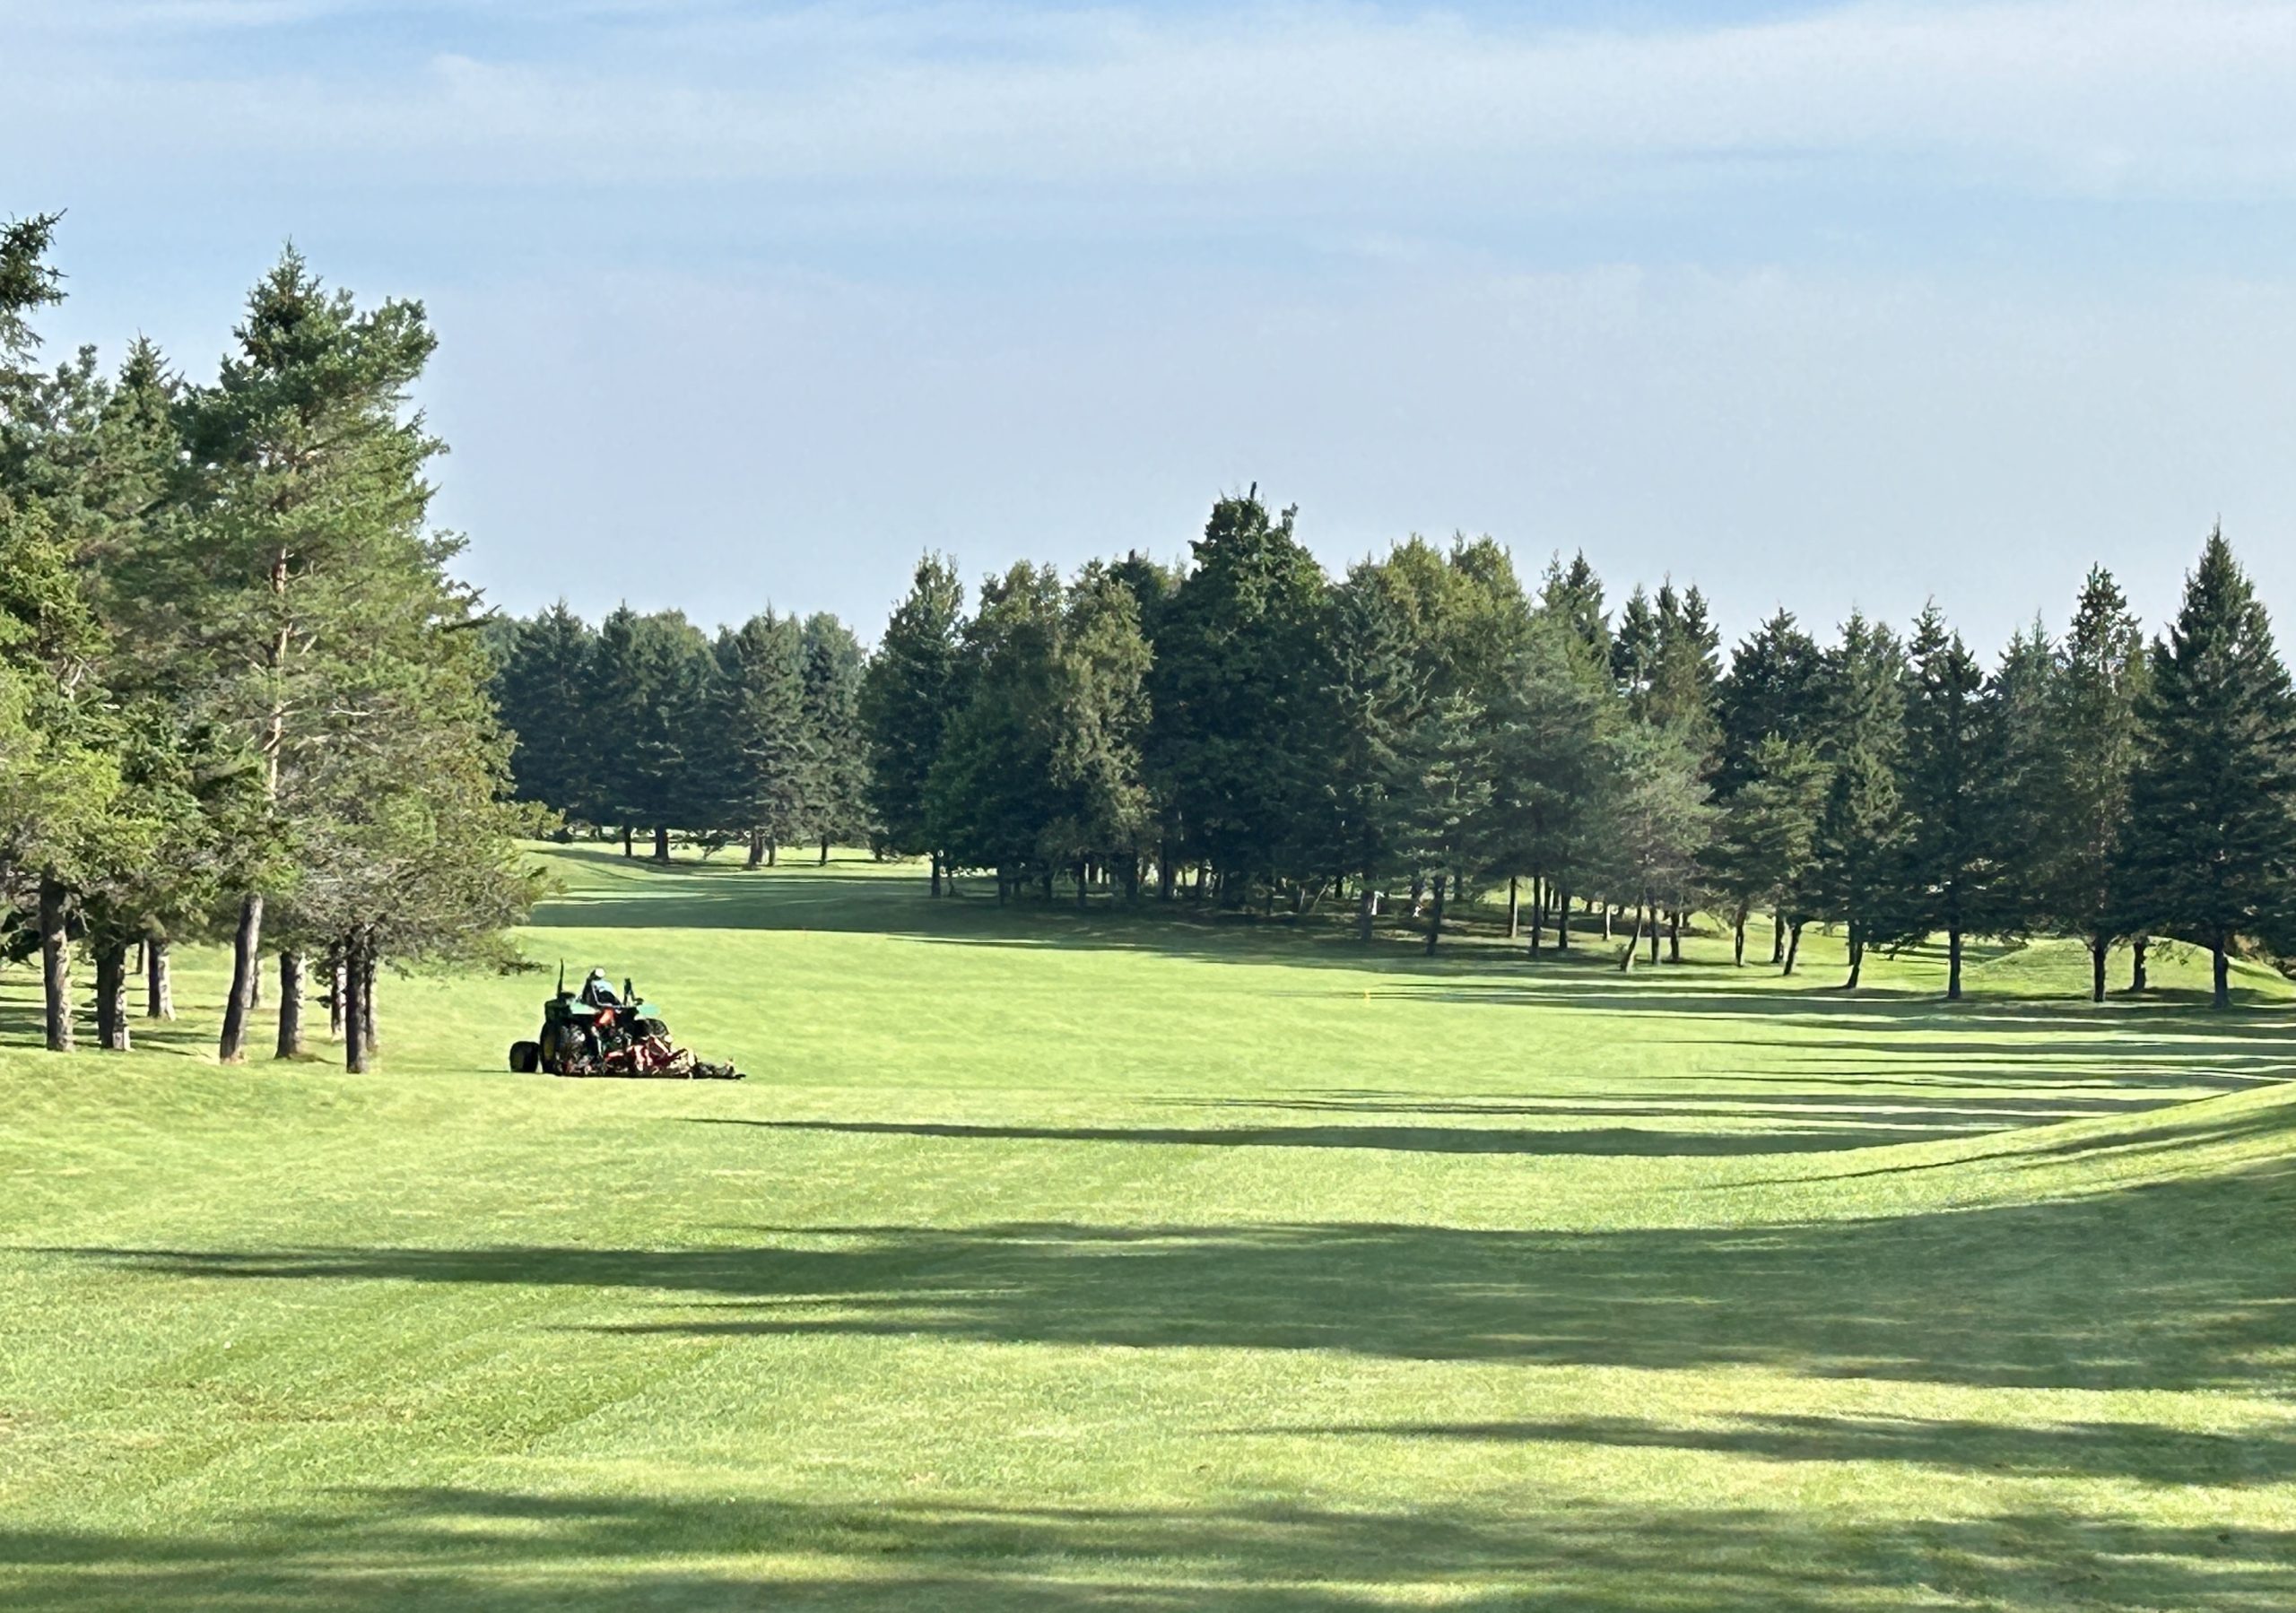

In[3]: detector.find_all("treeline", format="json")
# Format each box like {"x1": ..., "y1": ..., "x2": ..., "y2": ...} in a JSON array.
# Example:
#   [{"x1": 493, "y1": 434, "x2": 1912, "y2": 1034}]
[
  {"x1": 487, "y1": 603, "x2": 870, "y2": 866},
  {"x1": 0, "y1": 216, "x2": 535, "y2": 1068},
  {"x1": 500, "y1": 490, "x2": 2296, "y2": 1008}
]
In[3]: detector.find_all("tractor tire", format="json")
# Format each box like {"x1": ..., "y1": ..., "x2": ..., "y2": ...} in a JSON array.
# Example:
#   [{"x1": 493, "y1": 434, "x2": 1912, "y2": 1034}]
[{"x1": 509, "y1": 1040, "x2": 541, "y2": 1074}]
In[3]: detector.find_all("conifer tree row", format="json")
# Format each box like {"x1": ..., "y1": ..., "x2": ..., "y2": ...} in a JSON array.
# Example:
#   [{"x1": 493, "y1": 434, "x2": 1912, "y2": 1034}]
[
  {"x1": 1, "y1": 219, "x2": 536, "y2": 1065},
  {"x1": 494, "y1": 489, "x2": 2296, "y2": 1008}
]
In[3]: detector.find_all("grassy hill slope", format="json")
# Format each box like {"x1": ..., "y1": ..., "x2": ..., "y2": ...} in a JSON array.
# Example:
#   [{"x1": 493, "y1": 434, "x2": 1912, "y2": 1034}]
[{"x1": 1, "y1": 846, "x2": 2292, "y2": 1609}]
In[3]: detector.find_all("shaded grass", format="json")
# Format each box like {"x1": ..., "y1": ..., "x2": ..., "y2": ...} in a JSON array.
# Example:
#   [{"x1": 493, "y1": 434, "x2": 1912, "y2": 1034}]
[{"x1": 1, "y1": 845, "x2": 2293, "y2": 1608}]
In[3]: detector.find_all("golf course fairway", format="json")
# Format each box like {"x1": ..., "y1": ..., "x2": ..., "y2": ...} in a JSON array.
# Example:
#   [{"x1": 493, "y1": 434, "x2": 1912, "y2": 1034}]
[{"x1": 3, "y1": 845, "x2": 2293, "y2": 1609}]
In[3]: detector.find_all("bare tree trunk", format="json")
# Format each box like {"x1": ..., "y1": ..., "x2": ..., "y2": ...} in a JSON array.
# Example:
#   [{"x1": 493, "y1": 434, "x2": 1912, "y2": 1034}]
[
  {"x1": 276, "y1": 950, "x2": 305, "y2": 1059},
  {"x1": 1662, "y1": 906, "x2": 1676, "y2": 964},
  {"x1": 930, "y1": 853, "x2": 943, "y2": 898},
  {"x1": 1423, "y1": 873, "x2": 1447, "y2": 955},
  {"x1": 1076, "y1": 860, "x2": 1089, "y2": 909},
  {"x1": 1157, "y1": 842, "x2": 1175, "y2": 901},
  {"x1": 622, "y1": 825, "x2": 634, "y2": 857},
  {"x1": 94, "y1": 940, "x2": 129, "y2": 1052},
  {"x1": 1554, "y1": 884, "x2": 1571, "y2": 953},
  {"x1": 326, "y1": 948, "x2": 345, "y2": 1038},
  {"x1": 820, "y1": 834, "x2": 831, "y2": 865},
  {"x1": 1733, "y1": 906, "x2": 1747, "y2": 967},
  {"x1": 1945, "y1": 924, "x2": 1963, "y2": 1002},
  {"x1": 747, "y1": 828, "x2": 765, "y2": 869},
  {"x1": 653, "y1": 825, "x2": 671, "y2": 862},
  {"x1": 1783, "y1": 921, "x2": 1804, "y2": 976},
  {"x1": 1619, "y1": 900, "x2": 1644, "y2": 972},
  {"x1": 1844, "y1": 921, "x2": 1865, "y2": 989},
  {"x1": 344, "y1": 943, "x2": 370, "y2": 1073},
  {"x1": 1602, "y1": 903, "x2": 1613, "y2": 941},
  {"x1": 1528, "y1": 873, "x2": 1544, "y2": 957},
  {"x1": 2213, "y1": 932, "x2": 2231, "y2": 1010},
  {"x1": 2090, "y1": 937, "x2": 2108, "y2": 1004},
  {"x1": 360, "y1": 948, "x2": 379, "y2": 1058},
  {"x1": 145, "y1": 934, "x2": 174, "y2": 1019},
  {"x1": 218, "y1": 892, "x2": 264, "y2": 1063},
  {"x1": 1506, "y1": 876, "x2": 1519, "y2": 941},
  {"x1": 2131, "y1": 935, "x2": 2148, "y2": 992}
]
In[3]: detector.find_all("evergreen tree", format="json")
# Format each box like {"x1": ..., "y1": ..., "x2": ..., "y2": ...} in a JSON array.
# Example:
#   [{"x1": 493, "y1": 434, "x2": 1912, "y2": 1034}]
[
  {"x1": 1886, "y1": 604, "x2": 2011, "y2": 999},
  {"x1": 799, "y1": 612, "x2": 870, "y2": 862},
  {"x1": 713, "y1": 611, "x2": 813, "y2": 867},
  {"x1": 859, "y1": 554, "x2": 966, "y2": 890},
  {"x1": 1144, "y1": 490, "x2": 1331, "y2": 905},
  {"x1": 1603, "y1": 722, "x2": 1713, "y2": 971},
  {"x1": 1702, "y1": 734, "x2": 1827, "y2": 966},
  {"x1": 1322, "y1": 559, "x2": 1427, "y2": 940},
  {"x1": 493, "y1": 603, "x2": 597, "y2": 824},
  {"x1": 2041, "y1": 568, "x2": 2148, "y2": 1000},
  {"x1": 1717, "y1": 609, "x2": 1825, "y2": 797},
  {"x1": 1040, "y1": 562, "x2": 1153, "y2": 902},
  {"x1": 2118, "y1": 528, "x2": 2296, "y2": 1008},
  {"x1": 1801, "y1": 611, "x2": 1906, "y2": 984}
]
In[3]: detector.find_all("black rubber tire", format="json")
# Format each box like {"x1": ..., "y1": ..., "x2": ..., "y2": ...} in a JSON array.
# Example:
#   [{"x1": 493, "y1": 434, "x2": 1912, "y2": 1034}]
[{"x1": 509, "y1": 1040, "x2": 541, "y2": 1074}]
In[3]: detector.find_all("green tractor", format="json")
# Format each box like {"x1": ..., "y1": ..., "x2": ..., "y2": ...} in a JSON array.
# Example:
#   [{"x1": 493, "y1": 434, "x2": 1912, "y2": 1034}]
[{"x1": 509, "y1": 966, "x2": 743, "y2": 1080}]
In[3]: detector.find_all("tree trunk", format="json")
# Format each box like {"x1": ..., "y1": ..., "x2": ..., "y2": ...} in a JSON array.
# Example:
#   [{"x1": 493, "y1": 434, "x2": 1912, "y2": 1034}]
[
  {"x1": 1945, "y1": 924, "x2": 1963, "y2": 1002},
  {"x1": 1528, "y1": 874, "x2": 1544, "y2": 957},
  {"x1": 1844, "y1": 921, "x2": 1865, "y2": 989},
  {"x1": 94, "y1": 940, "x2": 129, "y2": 1052},
  {"x1": 1122, "y1": 856, "x2": 1141, "y2": 901},
  {"x1": 2131, "y1": 935, "x2": 2148, "y2": 992},
  {"x1": 2090, "y1": 937, "x2": 2108, "y2": 1004},
  {"x1": 653, "y1": 825, "x2": 671, "y2": 862},
  {"x1": 622, "y1": 825, "x2": 633, "y2": 858},
  {"x1": 1076, "y1": 861, "x2": 1089, "y2": 909},
  {"x1": 344, "y1": 943, "x2": 370, "y2": 1073},
  {"x1": 1506, "y1": 876, "x2": 1519, "y2": 941},
  {"x1": 1733, "y1": 907, "x2": 1747, "y2": 967},
  {"x1": 930, "y1": 853, "x2": 943, "y2": 898},
  {"x1": 767, "y1": 839, "x2": 778, "y2": 866},
  {"x1": 219, "y1": 892, "x2": 265, "y2": 1063},
  {"x1": 146, "y1": 935, "x2": 174, "y2": 1019},
  {"x1": 1603, "y1": 903, "x2": 1613, "y2": 941},
  {"x1": 1783, "y1": 921, "x2": 1804, "y2": 976},
  {"x1": 1158, "y1": 844, "x2": 1176, "y2": 902},
  {"x1": 276, "y1": 950, "x2": 305, "y2": 1059},
  {"x1": 1554, "y1": 884, "x2": 1571, "y2": 953},
  {"x1": 359, "y1": 946, "x2": 379, "y2": 1062},
  {"x1": 820, "y1": 835, "x2": 831, "y2": 864},
  {"x1": 327, "y1": 950, "x2": 345, "y2": 1037},
  {"x1": 1771, "y1": 907, "x2": 1786, "y2": 966},
  {"x1": 1619, "y1": 900, "x2": 1643, "y2": 972},
  {"x1": 1423, "y1": 873, "x2": 1447, "y2": 955},
  {"x1": 747, "y1": 828, "x2": 765, "y2": 869},
  {"x1": 2213, "y1": 932, "x2": 2231, "y2": 1010},
  {"x1": 1665, "y1": 906, "x2": 1679, "y2": 964},
  {"x1": 1357, "y1": 872, "x2": 1377, "y2": 942}
]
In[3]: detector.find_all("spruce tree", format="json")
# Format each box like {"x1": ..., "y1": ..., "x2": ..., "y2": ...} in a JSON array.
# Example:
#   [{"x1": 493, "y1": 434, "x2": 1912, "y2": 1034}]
[
  {"x1": 1887, "y1": 605, "x2": 2011, "y2": 1000},
  {"x1": 714, "y1": 611, "x2": 813, "y2": 867},
  {"x1": 2118, "y1": 529, "x2": 2296, "y2": 1008},
  {"x1": 859, "y1": 555, "x2": 966, "y2": 890},
  {"x1": 2040, "y1": 568, "x2": 2146, "y2": 1001},
  {"x1": 1802, "y1": 611, "x2": 1906, "y2": 984},
  {"x1": 493, "y1": 603, "x2": 598, "y2": 824},
  {"x1": 799, "y1": 613, "x2": 869, "y2": 862}
]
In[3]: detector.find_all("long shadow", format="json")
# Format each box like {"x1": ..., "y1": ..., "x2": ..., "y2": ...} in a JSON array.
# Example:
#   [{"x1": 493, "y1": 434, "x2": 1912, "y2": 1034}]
[
  {"x1": 48, "y1": 1149, "x2": 2296, "y2": 1392},
  {"x1": 1259, "y1": 1411, "x2": 2296, "y2": 1488},
  {"x1": 3, "y1": 1488, "x2": 2291, "y2": 1610},
  {"x1": 701, "y1": 1116, "x2": 2029, "y2": 1156}
]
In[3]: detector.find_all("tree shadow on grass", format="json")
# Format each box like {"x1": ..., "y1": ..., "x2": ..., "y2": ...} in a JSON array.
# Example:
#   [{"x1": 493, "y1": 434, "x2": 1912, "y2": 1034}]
[
  {"x1": 705, "y1": 1114, "x2": 2035, "y2": 1156},
  {"x1": 3, "y1": 1488, "x2": 2291, "y2": 1610},
  {"x1": 49, "y1": 1149, "x2": 2296, "y2": 1392},
  {"x1": 1256, "y1": 1411, "x2": 2296, "y2": 1488}
]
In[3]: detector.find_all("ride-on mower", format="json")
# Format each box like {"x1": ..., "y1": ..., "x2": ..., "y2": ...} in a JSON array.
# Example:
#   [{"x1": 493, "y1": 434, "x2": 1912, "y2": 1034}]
[{"x1": 509, "y1": 966, "x2": 743, "y2": 1080}]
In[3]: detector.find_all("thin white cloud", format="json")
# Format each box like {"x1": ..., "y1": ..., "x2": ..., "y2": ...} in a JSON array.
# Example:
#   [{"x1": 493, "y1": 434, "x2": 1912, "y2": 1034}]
[{"x1": 11, "y1": 1, "x2": 2296, "y2": 199}]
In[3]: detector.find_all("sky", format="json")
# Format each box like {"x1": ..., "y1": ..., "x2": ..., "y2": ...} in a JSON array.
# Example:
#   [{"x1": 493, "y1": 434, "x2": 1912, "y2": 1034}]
[{"x1": 10, "y1": 0, "x2": 2296, "y2": 651}]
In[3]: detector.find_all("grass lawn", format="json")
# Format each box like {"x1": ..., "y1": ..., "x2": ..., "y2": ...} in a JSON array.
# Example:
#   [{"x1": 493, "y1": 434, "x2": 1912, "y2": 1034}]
[{"x1": 3, "y1": 844, "x2": 2293, "y2": 1609}]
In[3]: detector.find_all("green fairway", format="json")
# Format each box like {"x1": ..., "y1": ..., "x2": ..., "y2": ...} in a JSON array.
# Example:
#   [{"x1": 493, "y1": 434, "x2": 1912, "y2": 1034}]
[{"x1": 3, "y1": 846, "x2": 2293, "y2": 1609}]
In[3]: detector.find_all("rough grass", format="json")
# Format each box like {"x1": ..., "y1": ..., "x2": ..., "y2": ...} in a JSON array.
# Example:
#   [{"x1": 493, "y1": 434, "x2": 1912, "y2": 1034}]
[{"x1": 1, "y1": 845, "x2": 2292, "y2": 1609}]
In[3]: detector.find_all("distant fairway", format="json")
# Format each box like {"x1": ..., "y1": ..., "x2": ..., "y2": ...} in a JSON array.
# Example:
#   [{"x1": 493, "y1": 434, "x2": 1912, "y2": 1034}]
[{"x1": 3, "y1": 846, "x2": 2293, "y2": 1609}]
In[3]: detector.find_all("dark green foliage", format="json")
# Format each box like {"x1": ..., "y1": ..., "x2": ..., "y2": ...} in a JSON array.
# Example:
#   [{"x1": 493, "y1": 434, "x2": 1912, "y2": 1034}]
[
  {"x1": 1885, "y1": 605, "x2": 2012, "y2": 999},
  {"x1": 492, "y1": 602, "x2": 597, "y2": 821},
  {"x1": 1717, "y1": 610, "x2": 1825, "y2": 796},
  {"x1": 713, "y1": 611, "x2": 813, "y2": 863},
  {"x1": 859, "y1": 555, "x2": 966, "y2": 865},
  {"x1": 2118, "y1": 529, "x2": 2296, "y2": 1007},
  {"x1": 799, "y1": 613, "x2": 871, "y2": 854},
  {"x1": 1802, "y1": 611, "x2": 1907, "y2": 984},
  {"x1": 2037, "y1": 569, "x2": 2148, "y2": 999},
  {"x1": 1144, "y1": 490, "x2": 1332, "y2": 899}
]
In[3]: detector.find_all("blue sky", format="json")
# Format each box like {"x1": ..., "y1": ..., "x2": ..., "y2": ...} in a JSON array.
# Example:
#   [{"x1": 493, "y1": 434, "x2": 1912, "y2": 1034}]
[{"x1": 11, "y1": 0, "x2": 2296, "y2": 649}]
